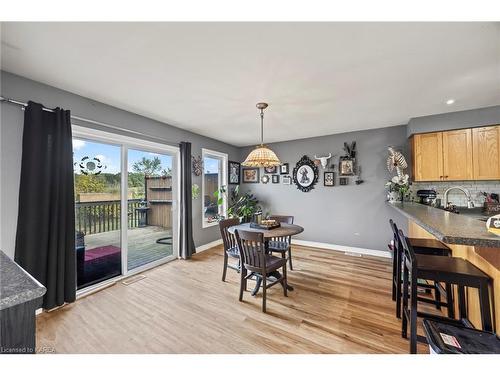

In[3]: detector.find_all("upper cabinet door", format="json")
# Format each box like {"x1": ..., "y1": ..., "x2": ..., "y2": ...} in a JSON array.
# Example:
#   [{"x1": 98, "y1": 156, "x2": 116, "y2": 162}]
[
  {"x1": 442, "y1": 129, "x2": 473, "y2": 181},
  {"x1": 412, "y1": 132, "x2": 443, "y2": 181},
  {"x1": 472, "y1": 126, "x2": 500, "y2": 180}
]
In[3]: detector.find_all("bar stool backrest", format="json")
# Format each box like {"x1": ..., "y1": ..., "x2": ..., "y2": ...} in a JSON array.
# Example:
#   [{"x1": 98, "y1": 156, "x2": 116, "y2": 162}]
[{"x1": 398, "y1": 228, "x2": 417, "y2": 268}]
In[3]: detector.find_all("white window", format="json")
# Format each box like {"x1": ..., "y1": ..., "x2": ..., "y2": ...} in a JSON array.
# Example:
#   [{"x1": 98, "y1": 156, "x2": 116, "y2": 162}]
[{"x1": 202, "y1": 148, "x2": 228, "y2": 228}]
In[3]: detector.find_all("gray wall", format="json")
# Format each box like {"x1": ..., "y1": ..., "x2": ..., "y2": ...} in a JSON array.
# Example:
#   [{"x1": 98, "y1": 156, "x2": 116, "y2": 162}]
[
  {"x1": 239, "y1": 125, "x2": 408, "y2": 252},
  {"x1": 407, "y1": 105, "x2": 500, "y2": 136},
  {"x1": 0, "y1": 71, "x2": 240, "y2": 258}
]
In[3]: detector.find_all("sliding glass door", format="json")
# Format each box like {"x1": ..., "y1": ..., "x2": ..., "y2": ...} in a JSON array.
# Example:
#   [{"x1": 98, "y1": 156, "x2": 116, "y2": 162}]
[
  {"x1": 127, "y1": 149, "x2": 175, "y2": 271},
  {"x1": 72, "y1": 126, "x2": 179, "y2": 290}
]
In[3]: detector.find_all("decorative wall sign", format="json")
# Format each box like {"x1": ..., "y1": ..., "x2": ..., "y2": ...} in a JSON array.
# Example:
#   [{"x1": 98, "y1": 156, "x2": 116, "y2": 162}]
[
  {"x1": 280, "y1": 163, "x2": 289, "y2": 175},
  {"x1": 264, "y1": 166, "x2": 277, "y2": 174},
  {"x1": 282, "y1": 175, "x2": 292, "y2": 185},
  {"x1": 272, "y1": 175, "x2": 280, "y2": 184},
  {"x1": 261, "y1": 175, "x2": 270, "y2": 184},
  {"x1": 76, "y1": 156, "x2": 105, "y2": 175},
  {"x1": 192, "y1": 155, "x2": 203, "y2": 176},
  {"x1": 228, "y1": 161, "x2": 240, "y2": 185},
  {"x1": 242, "y1": 167, "x2": 260, "y2": 183},
  {"x1": 324, "y1": 172, "x2": 335, "y2": 186},
  {"x1": 292, "y1": 155, "x2": 319, "y2": 192},
  {"x1": 339, "y1": 177, "x2": 348, "y2": 185}
]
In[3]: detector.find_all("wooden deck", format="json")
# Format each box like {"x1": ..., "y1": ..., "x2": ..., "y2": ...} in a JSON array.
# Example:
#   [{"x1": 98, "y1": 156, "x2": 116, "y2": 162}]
[
  {"x1": 36, "y1": 244, "x2": 432, "y2": 353},
  {"x1": 85, "y1": 226, "x2": 173, "y2": 270}
]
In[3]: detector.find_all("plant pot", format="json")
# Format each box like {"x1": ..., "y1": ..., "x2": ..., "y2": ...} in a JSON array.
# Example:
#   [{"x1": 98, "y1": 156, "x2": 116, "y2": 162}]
[{"x1": 387, "y1": 191, "x2": 402, "y2": 203}]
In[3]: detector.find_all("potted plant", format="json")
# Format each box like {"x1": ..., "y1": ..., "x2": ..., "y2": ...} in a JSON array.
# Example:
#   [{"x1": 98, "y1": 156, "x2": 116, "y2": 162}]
[
  {"x1": 386, "y1": 174, "x2": 410, "y2": 202},
  {"x1": 214, "y1": 185, "x2": 261, "y2": 223}
]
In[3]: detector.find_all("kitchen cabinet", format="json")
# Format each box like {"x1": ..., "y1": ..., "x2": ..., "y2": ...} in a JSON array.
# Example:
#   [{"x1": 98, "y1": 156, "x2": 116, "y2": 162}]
[
  {"x1": 411, "y1": 125, "x2": 500, "y2": 181},
  {"x1": 412, "y1": 132, "x2": 443, "y2": 181},
  {"x1": 472, "y1": 126, "x2": 500, "y2": 180},
  {"x1": 442, "y1": 129, "x2": 473, "y2": 181}
]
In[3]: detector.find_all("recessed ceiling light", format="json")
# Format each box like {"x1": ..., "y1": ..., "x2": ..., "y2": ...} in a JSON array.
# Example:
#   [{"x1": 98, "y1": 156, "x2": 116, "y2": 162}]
[{"x1": 446, "y1": 99, "x2": 455, "y2": 105}]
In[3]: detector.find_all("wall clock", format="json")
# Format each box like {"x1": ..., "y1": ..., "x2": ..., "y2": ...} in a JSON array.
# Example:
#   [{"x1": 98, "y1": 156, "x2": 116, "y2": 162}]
[{"x1": 292, "y1": 155, "x2": 319, "y2": 192}]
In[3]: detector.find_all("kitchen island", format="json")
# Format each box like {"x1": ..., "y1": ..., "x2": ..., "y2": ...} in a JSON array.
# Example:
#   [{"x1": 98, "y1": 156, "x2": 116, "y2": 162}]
[
  {"x1": 0, "y1": 250, "x2": 46, "y2": 354},
  {"x1": 389, "y1": 201, "x2": 500, "y2": 333}
]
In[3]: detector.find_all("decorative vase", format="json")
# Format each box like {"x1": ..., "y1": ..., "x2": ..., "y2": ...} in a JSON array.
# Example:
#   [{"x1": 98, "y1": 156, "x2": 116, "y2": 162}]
[{"x1": 387, "y1": 191, "x2": 402, "y2": 203}]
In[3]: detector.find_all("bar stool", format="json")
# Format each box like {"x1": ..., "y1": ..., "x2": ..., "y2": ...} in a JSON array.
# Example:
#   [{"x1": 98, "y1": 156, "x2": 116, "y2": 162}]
[
  {"x1": 399, "y1": 229, "x2": 493, "y2": 354},
  {"x1": 389, "y1": 220, "x2": 452, "y2": 319}
]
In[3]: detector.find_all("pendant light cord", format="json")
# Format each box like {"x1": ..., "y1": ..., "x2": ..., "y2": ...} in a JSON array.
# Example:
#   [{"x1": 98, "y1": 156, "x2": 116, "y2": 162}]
[{"x1": 260, "y1": 108, "x2": 264, "y2": 145}]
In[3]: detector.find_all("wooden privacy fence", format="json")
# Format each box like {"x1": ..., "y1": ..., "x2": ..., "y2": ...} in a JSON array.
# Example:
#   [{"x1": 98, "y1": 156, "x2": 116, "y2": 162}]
[{"x1": 145, "y1": 176, "x2": 173, "y2": 229}]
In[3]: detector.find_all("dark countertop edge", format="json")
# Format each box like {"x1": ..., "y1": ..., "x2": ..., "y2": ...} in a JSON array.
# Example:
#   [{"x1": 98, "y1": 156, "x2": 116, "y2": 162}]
[
  {"x1": 388, "y1": 202, "x2": 500, "y2": 248},
  {"x1": 0, "y1": 251, "x2": 46, "y2": 310}
]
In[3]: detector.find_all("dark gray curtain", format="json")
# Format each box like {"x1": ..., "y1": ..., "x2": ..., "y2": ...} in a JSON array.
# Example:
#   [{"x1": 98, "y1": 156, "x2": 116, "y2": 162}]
[
  {"x1": 15, "y1": 101, "x2": 76, "y2": 310},
  {"x1": 179, "y1": 141, "x2": 196, "y2": 259}
]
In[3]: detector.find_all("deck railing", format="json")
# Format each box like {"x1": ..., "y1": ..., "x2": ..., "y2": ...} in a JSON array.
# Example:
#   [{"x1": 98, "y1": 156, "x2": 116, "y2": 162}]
[{"x1": 75, "y1": 199, "x2": 142, "y2": 235}]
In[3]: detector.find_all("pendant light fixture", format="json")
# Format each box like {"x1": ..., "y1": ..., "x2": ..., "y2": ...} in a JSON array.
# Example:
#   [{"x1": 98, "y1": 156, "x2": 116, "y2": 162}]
[{"x1": 241, "y1": 102, "x2": 281, "y2": 167}]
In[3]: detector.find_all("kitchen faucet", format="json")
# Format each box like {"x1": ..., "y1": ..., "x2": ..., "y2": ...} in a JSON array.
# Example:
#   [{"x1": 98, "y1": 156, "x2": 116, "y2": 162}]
[{"x1": 443, "y1": 186, "x2": 475, "y2": 209}]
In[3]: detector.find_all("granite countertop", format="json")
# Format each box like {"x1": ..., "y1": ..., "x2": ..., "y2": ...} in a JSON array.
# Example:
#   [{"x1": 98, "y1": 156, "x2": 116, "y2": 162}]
[
  {"x1": 388, "y1": 202, "x2": 500, "y2": 248},
  {"x1": 0, "y1": 250, "x2": 46, "y2": 310}
]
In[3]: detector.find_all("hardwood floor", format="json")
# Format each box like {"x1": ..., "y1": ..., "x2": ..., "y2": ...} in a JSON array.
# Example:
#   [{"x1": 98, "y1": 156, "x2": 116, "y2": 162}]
[{"x1": 36, "y1": 245, "x2": 430, "y2": 353}]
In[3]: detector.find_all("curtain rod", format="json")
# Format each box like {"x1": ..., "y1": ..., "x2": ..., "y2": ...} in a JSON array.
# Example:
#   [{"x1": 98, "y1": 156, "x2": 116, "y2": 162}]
[{"x1": 0, "y1": 95, "x2": 179, "y2": 147}]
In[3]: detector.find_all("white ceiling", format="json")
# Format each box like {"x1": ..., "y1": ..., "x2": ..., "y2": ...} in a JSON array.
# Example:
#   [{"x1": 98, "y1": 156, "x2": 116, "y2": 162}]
[{"x1": 1, "y1": 22, "x2": 500, "y2": 146}]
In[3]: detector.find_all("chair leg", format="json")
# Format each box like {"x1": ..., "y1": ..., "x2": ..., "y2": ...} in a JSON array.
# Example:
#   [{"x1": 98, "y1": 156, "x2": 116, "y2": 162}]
[
  {"x1": 458, "y1": 285, "x2": 467, "y2": 322},
  {"x1": 410, "y1": 274, "x2": 418, "y2": 354},
  {"x1": 239, "y1": 267, "x2": 245, "y2": 301},
  {"x1": 391, "y1": 243, "x2": 398, "y2": 301},
  {"x1": 282, "y1": 264, "x2": 288, "y2": 297},
  {"x1": 445, "y1": 283, "x2": 455, "y2": 318},
  {"x1": 222, "y1": 253, "x2": 228, "y2": 282},
  {"x1": 262, "y1": 275, "x2": 267, "y2": 313},
  {"x1": 401, "y1": 263, "x2": 409, "y2": 339},
  {"x1": 434, "y1": 281, "x2": 441, "y2": 310},
  {"x1": 288, "y1": 247, "x2": 293, "y2": 271}
]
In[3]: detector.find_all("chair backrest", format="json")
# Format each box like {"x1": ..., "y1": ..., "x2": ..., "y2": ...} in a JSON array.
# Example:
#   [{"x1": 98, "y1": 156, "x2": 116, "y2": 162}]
[
  {"x1": 219, "y1": 218, "x2": 240, "y2": 252},
  {"x1": 268, "y1": 215, "x2": 294, "y2": 243},
  {"x1": 398, "y1": 228, "x2": 417, "y2": 268},
  {"x1": 268, "y1": 215, "x2": 294, "y2": 224},
  {"x1": 389, "y1": 219, "x2": 401, "y2": 254},
  {"x1": 234, "y1": 229, "x2": 266, "y2": 271}
]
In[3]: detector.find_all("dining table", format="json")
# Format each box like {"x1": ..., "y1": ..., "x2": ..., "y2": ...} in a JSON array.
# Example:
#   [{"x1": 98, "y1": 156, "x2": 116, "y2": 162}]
[{"x1": 227, "y1": 222, "x2": 304, "y2": 295}]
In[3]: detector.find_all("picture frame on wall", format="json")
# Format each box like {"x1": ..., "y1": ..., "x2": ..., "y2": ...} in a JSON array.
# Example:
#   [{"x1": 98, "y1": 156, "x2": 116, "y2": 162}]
[
  {"x1": 339, "y1": 157, "x2": 355, "y2": 176},
  {"x1": 272, "y1": 175, "x2": 280, "y2": 183},
  {"x1": 324, "y1": 171, "x2": 334, "y2": 186},
  {"x1": 339, "y1": 177, "x2": 348, "y2": 185},
  {"x1": 282, "y1": 175, "x2": 292, "y2": 185},
  {"x1": 280, "y1": 163, "x2": 289, "y2": 175},
  {"x1": 264, "y1": 166, "x2": 277, "y2": 174},
  {"x1": 228, "y1": 161, "x2": 240, "y2": 185},
  {"x1": 242, "y1": 167, "x2": 260, "y2": 183}
]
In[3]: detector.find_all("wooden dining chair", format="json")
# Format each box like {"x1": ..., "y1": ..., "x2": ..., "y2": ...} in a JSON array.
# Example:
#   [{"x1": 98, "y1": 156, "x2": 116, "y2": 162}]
[
  {"x1": 218, "y1": 218, "x2": 241, "y2": 282},
  {"x1": 235, "y1": 229, "x2": 288, "y2": 313},
  {"x1": 267, "y1": 215, "x2": 294, "y2": 270}
]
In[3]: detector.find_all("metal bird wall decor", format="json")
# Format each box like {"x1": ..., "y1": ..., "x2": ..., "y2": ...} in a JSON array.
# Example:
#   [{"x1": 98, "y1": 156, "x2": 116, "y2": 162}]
[{"x1": 387, "y1": 146, "x2": 408, "y2": 177}]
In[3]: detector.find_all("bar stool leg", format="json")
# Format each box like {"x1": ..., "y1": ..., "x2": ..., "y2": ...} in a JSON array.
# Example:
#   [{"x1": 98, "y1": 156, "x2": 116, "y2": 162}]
[
  {"x1": 391, "y1": 243, "x2": 398, "y2": 301},
  {"x1": 434, "y1": 281, "x2": 441, "y2": 310},
  {"x1": 410, "y1": 273, "x2": 418, "y2": 354},
  {"x1": 478, "y1": 281, "x2": 493, "y2": 332},
  {"x1": 401, "y1": 262, "x2": 409, "y2": 339},
  {"x1": 445, "y1": 283, "x2": 455, "y2": 318},
  {"x1": 395, "y1": 250, "x2": 403, "y2": 319}
]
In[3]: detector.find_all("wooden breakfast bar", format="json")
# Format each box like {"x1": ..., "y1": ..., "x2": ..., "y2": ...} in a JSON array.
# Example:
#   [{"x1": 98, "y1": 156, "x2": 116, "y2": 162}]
[{"x1": 389, "y1": 202, "x2": 500, "y2": 333}]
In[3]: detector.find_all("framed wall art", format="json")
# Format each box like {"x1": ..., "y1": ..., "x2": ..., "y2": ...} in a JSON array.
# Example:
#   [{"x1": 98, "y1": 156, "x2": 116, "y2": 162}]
[
  {"x1": 280, "y1": 163, "x2": 289, "y2": 175},
  {"x1": 292, "y1": 155, "x2": 319, "y2": 192},
  {"x1": 242, "y1": 167, "x2": 260, "y2": 183},
  {"x1": 272, "y1": 175, "x2": 280, "y2": 183},
  {"x1": 282, "y1": 175, "x2": 292, "y2": 185},
  {"x1": 324, "y1": 171, "x2": 334, "y2": 186},
  {"x1": 264, "y1": 166, "x2": 277, "y2": 174},
  {"x1": 228, "y1": 161, "x2": 240, "y2": 185}
]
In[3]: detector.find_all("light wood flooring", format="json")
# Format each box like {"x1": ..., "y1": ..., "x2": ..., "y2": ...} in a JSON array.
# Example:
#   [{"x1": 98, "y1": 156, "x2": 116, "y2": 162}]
[{"x1": 36, "y1": 245, "x2": 431, "y2": 353}]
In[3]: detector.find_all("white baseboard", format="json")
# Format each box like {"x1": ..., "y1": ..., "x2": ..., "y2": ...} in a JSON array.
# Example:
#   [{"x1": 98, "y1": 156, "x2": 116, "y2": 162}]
[
  {"x1": 196, "y1": 239, "x2": 222, "y2": 253},
  {"x1": 291, "y1": 239, "x2": 390, "y2": 258}
]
